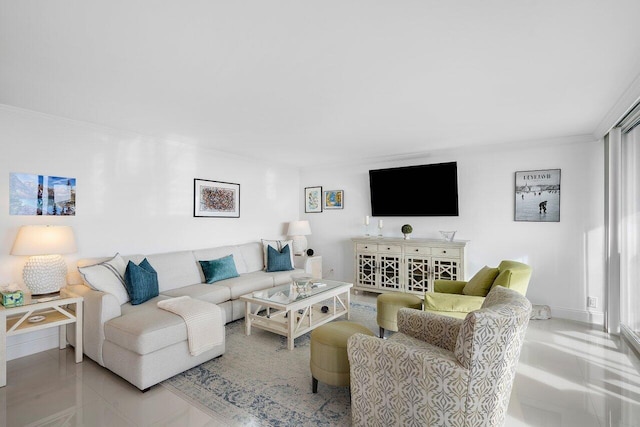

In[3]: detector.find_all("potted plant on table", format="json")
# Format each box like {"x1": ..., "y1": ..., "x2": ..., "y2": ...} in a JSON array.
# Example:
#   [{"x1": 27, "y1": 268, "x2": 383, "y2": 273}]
[{"x1": 401, "y1": 224, "x2": 413, "y2": 240}]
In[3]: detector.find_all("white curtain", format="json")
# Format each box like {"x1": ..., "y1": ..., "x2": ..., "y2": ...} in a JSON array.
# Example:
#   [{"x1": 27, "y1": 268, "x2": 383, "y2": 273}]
[{"x1": 620, "y1": 123, "x2": 640, "y2": 351}]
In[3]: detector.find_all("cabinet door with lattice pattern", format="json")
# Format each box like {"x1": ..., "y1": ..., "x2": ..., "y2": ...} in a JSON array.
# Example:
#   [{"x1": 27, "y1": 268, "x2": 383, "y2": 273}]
[
  {"x1": 432, "y1": 258, "x2": 461, "y2": 282},
  {"x1": 405, "y1": 256, "x2": 431, "y2": 293},
  {"x1": 356, "y1": 253, "x2": 377, "y2": 289},
  {"x1": 378, "y1": 255, "x2": 401, "y2": 291}
]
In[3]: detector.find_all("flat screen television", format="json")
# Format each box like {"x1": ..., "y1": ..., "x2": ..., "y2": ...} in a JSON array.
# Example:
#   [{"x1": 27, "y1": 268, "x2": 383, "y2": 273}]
[{"x1": 369, "y1": 162, "x2": 459, "y2": 216}]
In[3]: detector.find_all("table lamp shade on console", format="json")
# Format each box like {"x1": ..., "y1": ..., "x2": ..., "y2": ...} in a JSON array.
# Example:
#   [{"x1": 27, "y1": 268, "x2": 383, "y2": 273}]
[
  {"x1": 287, "y1": 220, "x2": 312, "y2": 255},
  {"x1": 11, "y1": 225, "x2": 77, "y2": 294}
]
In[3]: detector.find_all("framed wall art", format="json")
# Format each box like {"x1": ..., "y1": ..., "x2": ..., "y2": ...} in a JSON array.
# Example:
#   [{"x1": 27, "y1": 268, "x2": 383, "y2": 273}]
[
  {"x1": 305, "y1": 186, "x2": 322, "y2": 213},
  {"x1": 194, "y1": 179, "x2": 240, "y2": 218},
  {"x1": 323, "y1": 190, "x2": 344, "y2": 210},
  {"x1": 514, "y1": 169, "x2": 560, "y2": 222},
  {"x1": 10, "y1": 173, "x2": 76, "y2": 216}
]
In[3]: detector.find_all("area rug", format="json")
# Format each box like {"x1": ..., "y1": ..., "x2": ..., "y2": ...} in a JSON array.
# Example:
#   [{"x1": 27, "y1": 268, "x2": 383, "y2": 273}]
[{"x1": 162, "y1": 301, "x2": 377, "y2": 426}]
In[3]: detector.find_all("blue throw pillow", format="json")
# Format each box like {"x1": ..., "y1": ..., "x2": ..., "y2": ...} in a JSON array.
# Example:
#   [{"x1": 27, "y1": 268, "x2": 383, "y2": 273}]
[
  {"x1": 266, "y1": 244, "x2": 294, "y2": 272},
  {"x1": 124, "y1": 258, "x2": 159, "y2": 305},
  {"x1": 199, "y1": 254, "x2": 240, "y2": 284}
]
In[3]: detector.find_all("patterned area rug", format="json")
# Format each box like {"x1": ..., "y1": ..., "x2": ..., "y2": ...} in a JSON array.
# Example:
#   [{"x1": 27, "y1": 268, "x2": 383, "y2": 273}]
[{"x1": 162, "y1": 302, "x2": 378, "y2": 426}]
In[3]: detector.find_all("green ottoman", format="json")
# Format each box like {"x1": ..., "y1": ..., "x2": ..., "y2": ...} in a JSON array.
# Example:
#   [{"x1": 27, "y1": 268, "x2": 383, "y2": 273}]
[
  {"x1": 310, "y1": 321, "x2": 375, "y2": 393},
  {"x1": 376, "y1": 293, "x2": 423, "y2": 338}
]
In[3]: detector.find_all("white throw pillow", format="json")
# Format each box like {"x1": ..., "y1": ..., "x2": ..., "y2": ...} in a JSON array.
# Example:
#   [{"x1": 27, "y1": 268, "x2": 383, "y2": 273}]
[
  {"x1": 261, "y1": 239, "x2": 294, "y2": 271},
  {"x1": 78, "y1": 253, "x2": 130, "y2": 305}
]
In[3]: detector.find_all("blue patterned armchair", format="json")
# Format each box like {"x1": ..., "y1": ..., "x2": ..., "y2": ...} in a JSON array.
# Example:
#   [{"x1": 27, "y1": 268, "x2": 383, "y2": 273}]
[{"x1": 347, "y1": 286, "x2": 532, "y2": 427}]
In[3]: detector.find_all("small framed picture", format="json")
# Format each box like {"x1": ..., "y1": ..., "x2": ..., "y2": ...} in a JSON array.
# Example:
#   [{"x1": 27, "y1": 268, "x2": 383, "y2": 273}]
[
  {"x1": 194, "y1": 179, "x2": 240, "y2": 218},
  {"x1": 514, "y1": 169, "x2": 560, "y2": 222},
  {"x1": 305, "y1": 186, "x2": 323, "y2": 213},
  {"x1": 323, "y1": 190, "x2": 344, "y2": 210}
]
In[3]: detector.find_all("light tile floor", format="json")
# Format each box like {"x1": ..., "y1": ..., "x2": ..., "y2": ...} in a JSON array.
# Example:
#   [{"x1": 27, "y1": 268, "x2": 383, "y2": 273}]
[{"x1": 1, "y1": 292, "x2": 639, "y2": 426}]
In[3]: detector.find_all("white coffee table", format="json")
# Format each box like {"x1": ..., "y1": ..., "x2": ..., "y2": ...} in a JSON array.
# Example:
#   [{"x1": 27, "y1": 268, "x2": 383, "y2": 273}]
[{"x1": 240, "y1": 279, "x2": 352, "y2": 350}]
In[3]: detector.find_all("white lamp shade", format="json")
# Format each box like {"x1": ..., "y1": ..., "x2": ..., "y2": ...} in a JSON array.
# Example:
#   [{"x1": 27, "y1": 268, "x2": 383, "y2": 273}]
[
  {"x1": 11, "y1": 225, "x2": 76, "y2": 294},
  {"x1": 287, "y1": 220, "x2": 312, "y2": 236},
  {"x1": 11, "y1": 225, "x2": 77, "y2": 256}
]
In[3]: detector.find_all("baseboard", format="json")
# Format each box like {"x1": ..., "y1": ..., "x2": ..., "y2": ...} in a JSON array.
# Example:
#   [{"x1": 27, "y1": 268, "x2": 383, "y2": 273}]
[
  {"x1": 620, "y1": 324, "x2": 640, "y2": 356},
  {"x1": 6, "y1": 328, "x2": 59, "y2": 361},
  {"x1": 550, "y1": 306, "x2": 605, "y2": 325}
]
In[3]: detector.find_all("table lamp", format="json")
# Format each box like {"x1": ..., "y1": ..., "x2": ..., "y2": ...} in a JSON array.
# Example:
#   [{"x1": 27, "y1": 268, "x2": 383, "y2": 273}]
[
  {"x1": 11, "y1": 225, "x2": 77, "y2": 294},
  {"x1": 287, "y1": 220, "x2": 312, "y2": 255}
]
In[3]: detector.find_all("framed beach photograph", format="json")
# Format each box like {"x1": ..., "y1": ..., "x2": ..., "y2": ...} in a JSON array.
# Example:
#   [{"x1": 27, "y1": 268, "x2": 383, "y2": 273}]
[
  {"x1": 305, "y1": 186, "x2": 323, "y2": 213},
  {"x1": 194, "y1": 179, "x2": 240, "y2": 218},
  {"x1": 323, "y1": 190, "x2": 344, "y2": 210},
  {"x1": 514, "y1": 169, "x2": 560, "y2": 222}
]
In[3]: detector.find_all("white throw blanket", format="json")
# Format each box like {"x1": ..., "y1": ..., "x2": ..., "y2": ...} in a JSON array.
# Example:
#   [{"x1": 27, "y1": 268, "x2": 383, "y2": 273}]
[{"x1": 157, "y1": 296, "x2": 224, "y2": 356}]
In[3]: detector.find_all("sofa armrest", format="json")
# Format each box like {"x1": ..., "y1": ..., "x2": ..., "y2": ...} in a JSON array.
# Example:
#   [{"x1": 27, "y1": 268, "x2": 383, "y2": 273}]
[
  {"x1": 397, "y1": 308, "x2": 462, "y2": 352},
  {"x1": 63, "y1": 284, "x2": 122, "y2": 366},
  {"x1": 434, "y1": 279, "x2": 467, "y2": 294},
  {"x1": 347, "y1": 333, "x2": 468, "y2": 426}
]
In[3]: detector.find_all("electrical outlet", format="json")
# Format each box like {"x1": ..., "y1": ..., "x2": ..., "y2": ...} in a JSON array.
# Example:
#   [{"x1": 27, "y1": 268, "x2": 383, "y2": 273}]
[{"x1": 587, "y1": 296, "x2": 598, "y2": 309}]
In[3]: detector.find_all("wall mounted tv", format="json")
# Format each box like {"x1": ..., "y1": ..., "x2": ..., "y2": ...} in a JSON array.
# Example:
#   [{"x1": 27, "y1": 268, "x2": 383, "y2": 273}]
[{"x1": 369, "y1": 162, "x2": 459, "y2": 216}]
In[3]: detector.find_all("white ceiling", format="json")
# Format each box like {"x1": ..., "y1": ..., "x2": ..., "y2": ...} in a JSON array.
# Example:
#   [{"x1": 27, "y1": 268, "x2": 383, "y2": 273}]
[{"x1": 2, "y1": 1, "x2": 640, "y2": 167}]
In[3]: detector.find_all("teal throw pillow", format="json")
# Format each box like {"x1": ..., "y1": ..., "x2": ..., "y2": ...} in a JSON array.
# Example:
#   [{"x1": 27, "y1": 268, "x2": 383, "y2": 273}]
[
  {"x1": 200, "y1": 254, "x2": 240, "y2": 284},
  {"x1": 124, "y1": 258, "x2": 159, "y2": 305},
  {"x1": 266, "y1": 244, "x2": 294, "y2": 272}
]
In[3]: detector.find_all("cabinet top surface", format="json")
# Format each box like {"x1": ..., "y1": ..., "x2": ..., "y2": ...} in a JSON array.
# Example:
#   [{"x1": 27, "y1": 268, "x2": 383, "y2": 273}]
[{"x1": 352, "y1": 236, "x2": 468, "y2": 247}]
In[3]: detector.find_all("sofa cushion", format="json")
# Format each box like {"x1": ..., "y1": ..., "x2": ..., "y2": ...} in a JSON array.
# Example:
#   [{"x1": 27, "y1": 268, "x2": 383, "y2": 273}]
[
  {"x1": 124, "y1": 259, "x2": 159, "y2": 305},
  {"x1": 144, "y1": 251, "x2": 202, "y2": 292},
  {"x1": 104, "y1": 295, "x2": 189, "y2": 355},
  {"x1": 78, "y1": 253, "x2": 130, "y2": 305},
  {"x1": 266, "y1": 244, "x2": 294, "y2": 272},
  {"x1": 162, "y1": 283, "x2": 231, "y2": 304},
  {"x1": 199, "y1": 255, "x2": 240, "y2": 284},
  {"x1": 238, "y1": 242, "x2": 264, "y2": 273},
  {"x1": 265, "y1": 268, "x2": 305, "y2": 286},
  {"x1": 462, "y1": 266, "x2": 499, "y2": 297},
  {"x1": 214, "y1": 271, "x2": 274, "y2": 299},
  {"x1": 194, "y1": 246, "x2": 248, "y2": 275}
]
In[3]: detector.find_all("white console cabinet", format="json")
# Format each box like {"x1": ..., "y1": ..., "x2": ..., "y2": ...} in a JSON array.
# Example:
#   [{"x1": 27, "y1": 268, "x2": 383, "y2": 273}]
[{"x1": 352, "y1": 237, "x2": 467, "y2": 295}]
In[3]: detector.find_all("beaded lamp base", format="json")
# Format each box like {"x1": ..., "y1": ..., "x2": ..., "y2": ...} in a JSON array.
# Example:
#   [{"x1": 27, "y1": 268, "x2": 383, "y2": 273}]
[
  {"x1": 23, "y1": 254, "x2": 67, "y2": 294},
  {"x1": 292, "y1": 236, "x2": 308, "y2": 256}
]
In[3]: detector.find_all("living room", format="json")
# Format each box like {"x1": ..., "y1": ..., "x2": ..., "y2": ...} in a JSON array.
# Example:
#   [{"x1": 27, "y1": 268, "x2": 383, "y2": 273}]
[{"x1": 1, "y1": 1, "x2": 639, "y2": 426}]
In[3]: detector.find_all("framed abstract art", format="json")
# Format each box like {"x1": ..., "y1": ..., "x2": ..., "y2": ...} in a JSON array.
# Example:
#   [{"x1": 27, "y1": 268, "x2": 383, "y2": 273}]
[
  {"x1": 305, "y1": 186, "x2": 322, "y2": 213},
  {"x1": 194, "y1": 179, "x2": 240, "y2": 218},
  {"x1": 323, "y1": 190, "x2": 344, "y2": 210}
]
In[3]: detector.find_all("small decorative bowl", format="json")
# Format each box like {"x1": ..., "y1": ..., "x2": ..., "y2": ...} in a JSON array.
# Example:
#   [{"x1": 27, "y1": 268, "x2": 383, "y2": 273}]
[
  {"x1": 291, "y1": 274, "x2": 312, "y2": 292},
  {"x1": 439, "y1": 231, "x2": 456, "y2": 241}
]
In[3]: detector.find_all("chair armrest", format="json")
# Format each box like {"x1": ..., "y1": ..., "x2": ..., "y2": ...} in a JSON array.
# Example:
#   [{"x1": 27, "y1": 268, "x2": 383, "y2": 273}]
[
  {"x1": 434, "y1": 279, "x2": 467, "y2": 294},
  {"x1": 424, "y1": 292, "x2": 485, "y2": 315},
  {"x1": 397, "y1": 308, "x2": 462, "y2": 352},
  {"x1": 347, "y1": 333, "x2": 468, "y2": 426}
]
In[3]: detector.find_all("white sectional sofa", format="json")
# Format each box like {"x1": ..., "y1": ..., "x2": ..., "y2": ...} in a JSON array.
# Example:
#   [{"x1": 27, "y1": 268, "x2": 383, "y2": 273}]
[{"x1": 64, "y1": 241, "x2": 303, "y2": 390}]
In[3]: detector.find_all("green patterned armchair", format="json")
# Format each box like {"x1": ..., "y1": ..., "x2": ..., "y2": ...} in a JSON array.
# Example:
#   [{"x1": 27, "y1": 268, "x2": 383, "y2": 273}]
[
  {"x1": 347, "y1": 286, "x2": 532, "y2": 427},
  {"x1": 423, "y1": 260, "x2": 532, "y2": 319}
]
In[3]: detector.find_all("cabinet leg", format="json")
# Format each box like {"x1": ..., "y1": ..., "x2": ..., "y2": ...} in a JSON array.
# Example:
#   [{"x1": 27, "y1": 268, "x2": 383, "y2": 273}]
[
  {"x1": 312, "y1": 377, "x2": 318, "y2": 393},
  {"x1": 379, "y1": 327, "x2": 385, "y2": 339}
]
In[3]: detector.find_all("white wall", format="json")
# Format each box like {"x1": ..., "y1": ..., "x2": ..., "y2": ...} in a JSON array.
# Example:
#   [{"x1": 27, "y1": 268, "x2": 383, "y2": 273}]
[
  {"x1": 300, "y1": 138, "x2": 605, "y2": 324},
  {"x1": 0, "y1": 105, "x2": 300, "y2": 358}
]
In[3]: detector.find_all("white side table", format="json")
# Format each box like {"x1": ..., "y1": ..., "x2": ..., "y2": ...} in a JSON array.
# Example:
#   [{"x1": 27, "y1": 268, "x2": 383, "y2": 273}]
[
  {"x1": 0, "y1": 294, "x2": 83, "y2": 387},
  {"x1": 294, "y1": 255, "x2": 322, "y2": 278}
]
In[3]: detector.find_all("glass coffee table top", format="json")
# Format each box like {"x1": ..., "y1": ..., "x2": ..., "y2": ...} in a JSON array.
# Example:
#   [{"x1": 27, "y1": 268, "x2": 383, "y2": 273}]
[{"x1": 248, "y1": 280, "x2": 346, "y2": 305}]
